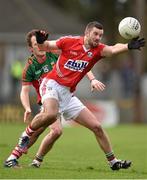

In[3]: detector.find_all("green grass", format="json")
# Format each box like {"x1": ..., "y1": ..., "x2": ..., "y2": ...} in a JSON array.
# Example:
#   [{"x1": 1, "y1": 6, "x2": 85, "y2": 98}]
[{"x1": 0, "y1": 123, "x2": 147, "y2": 179}]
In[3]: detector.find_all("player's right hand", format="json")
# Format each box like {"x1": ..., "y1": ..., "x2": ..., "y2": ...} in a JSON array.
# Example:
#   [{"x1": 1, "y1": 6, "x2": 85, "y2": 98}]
[
  {"x1": 24, "y1": 109, "x2": 32, "y2": 123},
  {"x1": 36, "y1": 30, "x2": 48, "y2": 44}
]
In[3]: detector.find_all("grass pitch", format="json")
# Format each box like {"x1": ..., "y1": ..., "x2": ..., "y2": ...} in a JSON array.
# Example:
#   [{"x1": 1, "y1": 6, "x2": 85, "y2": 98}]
[{"x1": 0, "y1": 123, "x2": 147, "y2": 179}]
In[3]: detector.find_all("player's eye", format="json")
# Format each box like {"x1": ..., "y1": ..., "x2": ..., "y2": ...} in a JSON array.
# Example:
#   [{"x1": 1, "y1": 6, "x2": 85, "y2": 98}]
[{"x1": 99, "y1": 34, "x2": 103, "y2": 39}]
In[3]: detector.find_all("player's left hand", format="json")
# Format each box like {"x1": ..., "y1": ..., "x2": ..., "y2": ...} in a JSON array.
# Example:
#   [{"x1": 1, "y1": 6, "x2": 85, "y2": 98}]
[
  {"x1": 128, "y1": 37, "x2": 145, "y2": 50},
  {"x1": 90, "y1": 79, "x2": 106, "y2": 92}
]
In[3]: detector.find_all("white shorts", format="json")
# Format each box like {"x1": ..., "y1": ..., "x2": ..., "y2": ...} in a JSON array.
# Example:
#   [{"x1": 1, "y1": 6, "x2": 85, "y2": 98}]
[{"x1": 40, "y1": 79, "x2": 86, "y2": 120}]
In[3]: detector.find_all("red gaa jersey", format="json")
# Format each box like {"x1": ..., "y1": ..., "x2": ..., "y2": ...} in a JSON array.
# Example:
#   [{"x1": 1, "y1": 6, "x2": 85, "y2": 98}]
[{"x1": 46, "y1": 36, "x2": 105, "y2": 92}]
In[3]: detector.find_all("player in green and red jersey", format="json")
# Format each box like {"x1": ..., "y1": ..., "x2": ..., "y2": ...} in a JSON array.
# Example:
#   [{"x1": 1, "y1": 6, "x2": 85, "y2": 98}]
[
  {"x1": 4, "y1": 30, "x2": 62, "y2": 168},
  {"x1": 22, "y1": 51, "x2": 58, "y2": 107},
  {"x1": 4, "y1": 29, "x2": 106, "y2": 168}
]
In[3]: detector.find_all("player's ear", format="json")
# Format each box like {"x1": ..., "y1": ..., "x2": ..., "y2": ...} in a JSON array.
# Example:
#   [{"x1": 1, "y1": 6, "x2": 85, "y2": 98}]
[
  {"x1": 29, "y1": 47, "x2": 33, "y2": 53},
  {"x1": 85, "y1": 31, "x2": 90, "y2": 38},
  {"x1": 84, "y1": 28, "x2": 89, "y2": 36}
]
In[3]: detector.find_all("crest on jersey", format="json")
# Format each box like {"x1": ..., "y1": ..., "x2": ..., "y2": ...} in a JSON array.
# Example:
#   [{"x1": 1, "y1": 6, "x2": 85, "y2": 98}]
[
  {"x1": 64, "y1": 59, "x2": 88, "y2": 72},
  {"x1": 87, "y1": 52, "x2": 93, "y2": 57},
  {"x1": 51, "y1": 62, "x2": 55, "y2": 66}
]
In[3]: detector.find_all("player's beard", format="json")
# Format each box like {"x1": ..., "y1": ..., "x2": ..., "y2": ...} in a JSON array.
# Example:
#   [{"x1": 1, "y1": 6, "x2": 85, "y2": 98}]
[{"x1": 89, "y1": 38, "x2": 99, "y2": 48}]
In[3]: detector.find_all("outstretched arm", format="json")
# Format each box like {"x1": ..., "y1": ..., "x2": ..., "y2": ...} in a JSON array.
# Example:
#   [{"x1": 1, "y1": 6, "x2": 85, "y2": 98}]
[
  {"x1": 101, "y1": 43, "x2": 128, "y2": 57},
  {"x1": 35, "y1": 30, "x2": 59, "y2": 51},
  {"x1": 38, "y1": 40, "x2": 58, "y2": 51},
  {"x1": 101, "y1": 37, "x2": 145, "y2": 57}
]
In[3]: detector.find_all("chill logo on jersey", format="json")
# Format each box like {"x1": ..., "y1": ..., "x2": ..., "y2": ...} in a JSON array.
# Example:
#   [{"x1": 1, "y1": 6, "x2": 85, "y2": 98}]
[{"x1": 64, "y1": 59, "x2": 88, "y2": 72}]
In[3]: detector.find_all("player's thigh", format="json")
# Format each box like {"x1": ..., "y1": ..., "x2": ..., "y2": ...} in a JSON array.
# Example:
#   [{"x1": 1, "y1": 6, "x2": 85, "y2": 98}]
[
  {"x1": 63, "y1": 96, "x2": 85, "y2": 120},
  {"x1": 75, "y1": 107, "x2": 101, "y2": 130},
  {"x1": 43, "y1": 98, "x2": 59, "y2": 115},
  {"x1": 40, "y1": 79, "x2": 60, "y2": 114}
]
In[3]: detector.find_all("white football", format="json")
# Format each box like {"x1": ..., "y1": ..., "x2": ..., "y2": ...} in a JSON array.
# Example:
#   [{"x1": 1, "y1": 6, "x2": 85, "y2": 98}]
[{"x1": 118, "y1": 17, "x2": 141, "y2": 39}]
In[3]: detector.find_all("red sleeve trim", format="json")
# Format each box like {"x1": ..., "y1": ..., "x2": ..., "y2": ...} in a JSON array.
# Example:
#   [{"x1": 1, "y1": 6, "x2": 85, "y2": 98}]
[{"x1": 22, "y1": 82, "x2": 32, "y2": 85}]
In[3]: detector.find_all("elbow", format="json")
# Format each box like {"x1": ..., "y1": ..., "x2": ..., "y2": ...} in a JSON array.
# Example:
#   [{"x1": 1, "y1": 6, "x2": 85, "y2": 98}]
[
  {"x1": 20, "y1": 90, "x2": 24, "y2": 101},
  {"x1": 106, "y1": 49, "x2": 113, "y2": 57},
  {"x1": 110, "y1": 48, "x2": 119, "y2": 57}
]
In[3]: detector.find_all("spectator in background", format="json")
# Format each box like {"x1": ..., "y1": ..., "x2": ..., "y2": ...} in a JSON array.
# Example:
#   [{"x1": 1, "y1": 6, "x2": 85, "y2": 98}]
[
  {"x1": 120, "y1": 57, "x2": 137, "y2": 98},
  {"x1": 98, "y1": 61, "x2": 111, "y2": 84},
  {"x1": 10, "y1": 59, "x2": 24, "y2": 99}
]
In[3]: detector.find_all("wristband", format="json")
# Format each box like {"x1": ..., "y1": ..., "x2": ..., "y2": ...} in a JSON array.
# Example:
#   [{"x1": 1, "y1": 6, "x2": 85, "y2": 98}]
[{"x1": 90, "y1": 78, "x2": 96, "y2": 82}]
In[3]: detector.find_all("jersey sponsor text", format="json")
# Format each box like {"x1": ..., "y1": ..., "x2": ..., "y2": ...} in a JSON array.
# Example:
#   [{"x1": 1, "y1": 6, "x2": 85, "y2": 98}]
[{"x1": 64, "y1": 59, "x2": 88, "y2": 72}]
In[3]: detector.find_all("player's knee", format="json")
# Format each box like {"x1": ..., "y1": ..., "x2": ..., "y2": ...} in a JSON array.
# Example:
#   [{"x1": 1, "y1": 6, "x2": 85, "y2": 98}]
[
  {"x1": 51, "y1": 127, "x2": 62, "y2": 138},
  {"x1": 92, "y1": 123, "x2": 104, "y2": 137},
  {"x1": 33, "y1": 127, "x2": 45, "y2": 137}
]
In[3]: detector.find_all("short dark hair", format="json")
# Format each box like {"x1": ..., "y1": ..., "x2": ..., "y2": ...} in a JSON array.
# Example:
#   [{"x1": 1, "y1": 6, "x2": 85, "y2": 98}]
[
  {"x1": 26, "y1": 29, "x2": 38, "y2": 47},
  {"x1": 85, "y1": 21, "x2": 103, "y2": 32}
]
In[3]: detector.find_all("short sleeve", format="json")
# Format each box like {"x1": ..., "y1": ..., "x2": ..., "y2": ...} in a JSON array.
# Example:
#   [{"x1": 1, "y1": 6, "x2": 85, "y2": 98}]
[
  {"x1": 56, "y1": 36, "x2": 76, "y2": 50},
  {"x1": 22, "y1": 64, "x2": 33, "y2": 85}
]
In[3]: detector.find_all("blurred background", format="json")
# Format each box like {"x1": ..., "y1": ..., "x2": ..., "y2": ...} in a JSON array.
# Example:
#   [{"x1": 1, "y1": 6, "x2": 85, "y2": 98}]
[{"x1": 0, "y1": 0, "x2": 147, "y2": 126}]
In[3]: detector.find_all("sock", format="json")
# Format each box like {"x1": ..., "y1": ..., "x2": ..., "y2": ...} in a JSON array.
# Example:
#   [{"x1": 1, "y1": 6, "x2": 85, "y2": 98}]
[
  {"x1": 35, "y1": 154, "x2": 44, "y2": 162},
  {"x1": 105, "y1": 151, "x2": 118, "y2": 166},
  {"x1": 7, "y1": 146, "x2": 23, "y2": 161},
  {"x1": 22, "y1": 125, "x2": 35, "y2": 137},
  {"x1": 7, "y1": 154, "x2": 17, "y2": 161}
]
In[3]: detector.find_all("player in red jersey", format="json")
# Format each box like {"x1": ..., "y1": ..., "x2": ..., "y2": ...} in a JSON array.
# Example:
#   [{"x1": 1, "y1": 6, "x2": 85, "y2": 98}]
[
  {"x1": 4, "y1": 29, "x2": 105, "y2": 168},
  {"x1": 5, "y1": 21, "x2": 145, "y2": 170}
]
